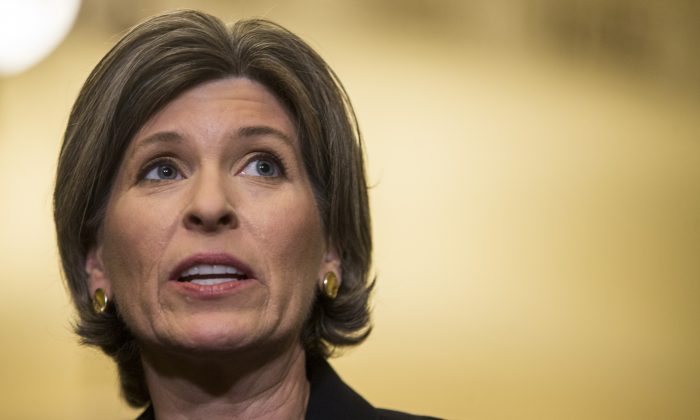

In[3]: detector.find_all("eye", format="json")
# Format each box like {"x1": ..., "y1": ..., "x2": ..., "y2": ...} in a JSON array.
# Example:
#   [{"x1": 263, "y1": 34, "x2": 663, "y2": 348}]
[
  {"x1": 240, "y1": 157, "x2": 282, "y2": 178},
  {"x1": 143, "y1": 162, "x2": 183, "y2": 181}
]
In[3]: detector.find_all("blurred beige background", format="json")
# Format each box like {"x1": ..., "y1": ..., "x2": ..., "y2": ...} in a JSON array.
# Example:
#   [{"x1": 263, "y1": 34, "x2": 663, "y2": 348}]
[{"x1": 1, "y1": 0, "x2": 699, "y2": 419}]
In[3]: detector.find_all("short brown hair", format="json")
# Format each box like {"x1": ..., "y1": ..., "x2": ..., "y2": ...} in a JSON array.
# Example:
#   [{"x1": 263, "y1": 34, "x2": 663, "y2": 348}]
[{"x1": 54, "y1": 10, "x2": 372, "y2": 407}]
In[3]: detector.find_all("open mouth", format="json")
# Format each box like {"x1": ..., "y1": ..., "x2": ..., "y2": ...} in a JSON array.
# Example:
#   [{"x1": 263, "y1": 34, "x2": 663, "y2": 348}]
[{"x1": 176, "y1": 264, "x2": 249, "y2": 285}]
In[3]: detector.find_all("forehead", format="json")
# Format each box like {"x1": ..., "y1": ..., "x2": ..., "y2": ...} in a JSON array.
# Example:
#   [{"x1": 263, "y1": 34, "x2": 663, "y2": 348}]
[{"x1": 130, "y1": 77, "x2": 296, "y2": 148}]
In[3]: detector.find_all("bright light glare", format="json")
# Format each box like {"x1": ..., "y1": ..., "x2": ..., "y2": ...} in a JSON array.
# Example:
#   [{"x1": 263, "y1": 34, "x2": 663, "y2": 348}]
[{"x1": 0, "y1": 0, "x2": 81, "y2": 76}]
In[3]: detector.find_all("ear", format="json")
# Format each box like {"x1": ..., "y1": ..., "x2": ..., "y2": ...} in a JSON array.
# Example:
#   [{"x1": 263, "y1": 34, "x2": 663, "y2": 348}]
[
  {"x1": 318, "y1": 243, "x2": 342, "y2": 287},
  {"x1": 85, "y1": 245, "x2": 112, "y2": 297}
]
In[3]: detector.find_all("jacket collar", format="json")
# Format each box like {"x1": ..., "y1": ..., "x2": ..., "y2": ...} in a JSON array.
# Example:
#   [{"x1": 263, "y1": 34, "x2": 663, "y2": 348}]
[{"x1": 305, "y1": 355, "x2": 378, "y2": 420}]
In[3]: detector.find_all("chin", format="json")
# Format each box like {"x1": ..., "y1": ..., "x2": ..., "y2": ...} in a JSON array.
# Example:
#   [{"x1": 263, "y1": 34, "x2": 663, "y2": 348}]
[{"x1": 150, "y1": 312, "x2": 273, "y2": 357}]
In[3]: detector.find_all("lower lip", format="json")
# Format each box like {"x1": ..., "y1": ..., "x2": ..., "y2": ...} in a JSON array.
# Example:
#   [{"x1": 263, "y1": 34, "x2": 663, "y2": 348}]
[{"x1": 169, "y1": 279, "x2": 253, "y2": 298}]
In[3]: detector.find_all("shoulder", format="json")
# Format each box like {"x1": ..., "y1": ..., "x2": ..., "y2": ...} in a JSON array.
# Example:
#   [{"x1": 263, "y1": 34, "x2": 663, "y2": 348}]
[
  {"x1": 378, "y1": 408, "x2": 443, "y2": 420},
  {"x1": 306, "y1": 356, "x2": 442, "y2": 420}
]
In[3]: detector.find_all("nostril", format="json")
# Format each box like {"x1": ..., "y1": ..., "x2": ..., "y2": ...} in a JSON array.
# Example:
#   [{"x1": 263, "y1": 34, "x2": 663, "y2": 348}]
[
  {"x1": 183, "y1": 193, "x2": 236, "y2": 230},
  {"x1": 218, "y1": 214, "x2": 232, "y2": 226},
  {"x1": 187, "y1": 214, "x2": 204, "y2": 226},
  {"x1": 185, "y1": 211, "x2": 235, "y2": 231}
]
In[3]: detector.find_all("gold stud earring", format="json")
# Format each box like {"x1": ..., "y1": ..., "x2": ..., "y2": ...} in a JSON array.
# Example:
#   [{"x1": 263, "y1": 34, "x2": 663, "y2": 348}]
[
  {"x1": 92, "y1": 288, "x2": 109, "y2": 313},
  {"x1": 321, "y1": 272, "x2": 340, "y2": 299}
]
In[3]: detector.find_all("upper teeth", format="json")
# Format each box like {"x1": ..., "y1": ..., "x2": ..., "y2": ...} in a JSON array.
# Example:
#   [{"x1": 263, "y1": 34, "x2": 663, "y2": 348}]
[{"x1": 180, "y1": 264, "x2": 244, "y2": 277}]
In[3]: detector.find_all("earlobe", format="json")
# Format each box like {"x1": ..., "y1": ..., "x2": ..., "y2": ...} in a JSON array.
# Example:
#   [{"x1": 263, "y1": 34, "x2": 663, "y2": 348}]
[
  {"x1": 85, "y1": 246, "x2": 111, "y2": 296},
  {"x1": 319, "y1": 245, "x2": 342, "y2": 299},
  {"x1": 320, "y1": 245, "x2": 342, "y2": 279}
]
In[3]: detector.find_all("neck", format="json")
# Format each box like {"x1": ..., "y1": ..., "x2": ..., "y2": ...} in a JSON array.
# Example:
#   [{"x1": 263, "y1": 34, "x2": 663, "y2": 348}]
[{"x1": 140, "y1": 341, "x2": 310, "y2": 420}]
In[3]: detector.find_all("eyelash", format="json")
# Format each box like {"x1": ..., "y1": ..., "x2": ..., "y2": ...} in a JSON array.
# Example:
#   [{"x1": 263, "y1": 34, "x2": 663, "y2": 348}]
[
  {"x1": 136, "y1": 152, "x2": 287, "y2": 183},
  {"x1": 137, "y1": 157, "x2": 181, "y2": 183},
  {"x1": 244, "y1": 152, "x2": 287, "y2": 178}
]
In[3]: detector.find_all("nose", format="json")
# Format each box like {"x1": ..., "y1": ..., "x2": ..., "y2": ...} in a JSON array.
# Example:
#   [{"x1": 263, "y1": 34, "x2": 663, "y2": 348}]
[{"x1": 183, "y1": 168, "x2": 236, "y2": 232}]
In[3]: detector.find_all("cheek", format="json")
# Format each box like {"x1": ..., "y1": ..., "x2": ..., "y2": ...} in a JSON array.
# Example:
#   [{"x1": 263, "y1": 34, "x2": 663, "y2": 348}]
[
  {"x1": 101, "y1": 194, "x2": 176, "y2": 303},
  {"x1": 247, "y1": 189, "x2": 325, "y2": 291}
]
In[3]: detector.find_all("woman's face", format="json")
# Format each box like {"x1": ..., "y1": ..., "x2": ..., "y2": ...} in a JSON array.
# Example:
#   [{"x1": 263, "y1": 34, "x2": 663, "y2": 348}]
[{"x1": 87, "y1": 77, "x2": 339, "y2": 355}]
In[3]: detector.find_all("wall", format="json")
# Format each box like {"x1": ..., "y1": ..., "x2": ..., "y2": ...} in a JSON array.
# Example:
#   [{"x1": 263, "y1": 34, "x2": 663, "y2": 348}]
[{"x1": 0, "y1": 1, "x2": 698, "y2": 418}]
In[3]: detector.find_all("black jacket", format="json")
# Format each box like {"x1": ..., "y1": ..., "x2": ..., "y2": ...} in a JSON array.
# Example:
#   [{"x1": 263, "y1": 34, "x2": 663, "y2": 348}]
[
  {"x1": 304, "y1": 356, "x2": 440, "y2": 419},
  {"x1": 137, "y1": 356, "x2": 441, "y2": 419}
]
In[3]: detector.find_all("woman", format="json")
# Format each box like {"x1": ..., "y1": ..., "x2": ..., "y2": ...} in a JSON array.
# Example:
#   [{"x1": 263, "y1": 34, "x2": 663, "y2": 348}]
[{"x1": 54, "y1": 10, "x2": 438, "y2": 420}]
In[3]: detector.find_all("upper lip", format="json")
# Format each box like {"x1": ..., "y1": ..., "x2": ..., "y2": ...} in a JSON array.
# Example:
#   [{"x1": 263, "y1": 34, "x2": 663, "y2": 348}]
[{"x1": 169, "y1": 253, "x2": 254, "y2": 281}]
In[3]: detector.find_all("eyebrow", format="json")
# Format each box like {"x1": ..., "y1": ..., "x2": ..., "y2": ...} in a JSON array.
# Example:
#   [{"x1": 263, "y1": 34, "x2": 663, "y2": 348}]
[
  {"x1": 236, "y1": 125, "x2": 294, "y2": 147},
  {"x1": 133, "y1": 131, "x2": 184, "y2": 150},
  {"x1": 131, "y1": 125, "x2": 295, "y2": 154}
]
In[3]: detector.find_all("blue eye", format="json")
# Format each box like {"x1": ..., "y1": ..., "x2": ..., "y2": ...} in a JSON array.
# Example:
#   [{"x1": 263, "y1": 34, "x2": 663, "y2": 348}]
[
  {"x1": 143, "y1": 163, "x2": 182, "y2": 181},
  {"x1": 241, "y1": 157, "x2": 281, "y2": 177}
]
